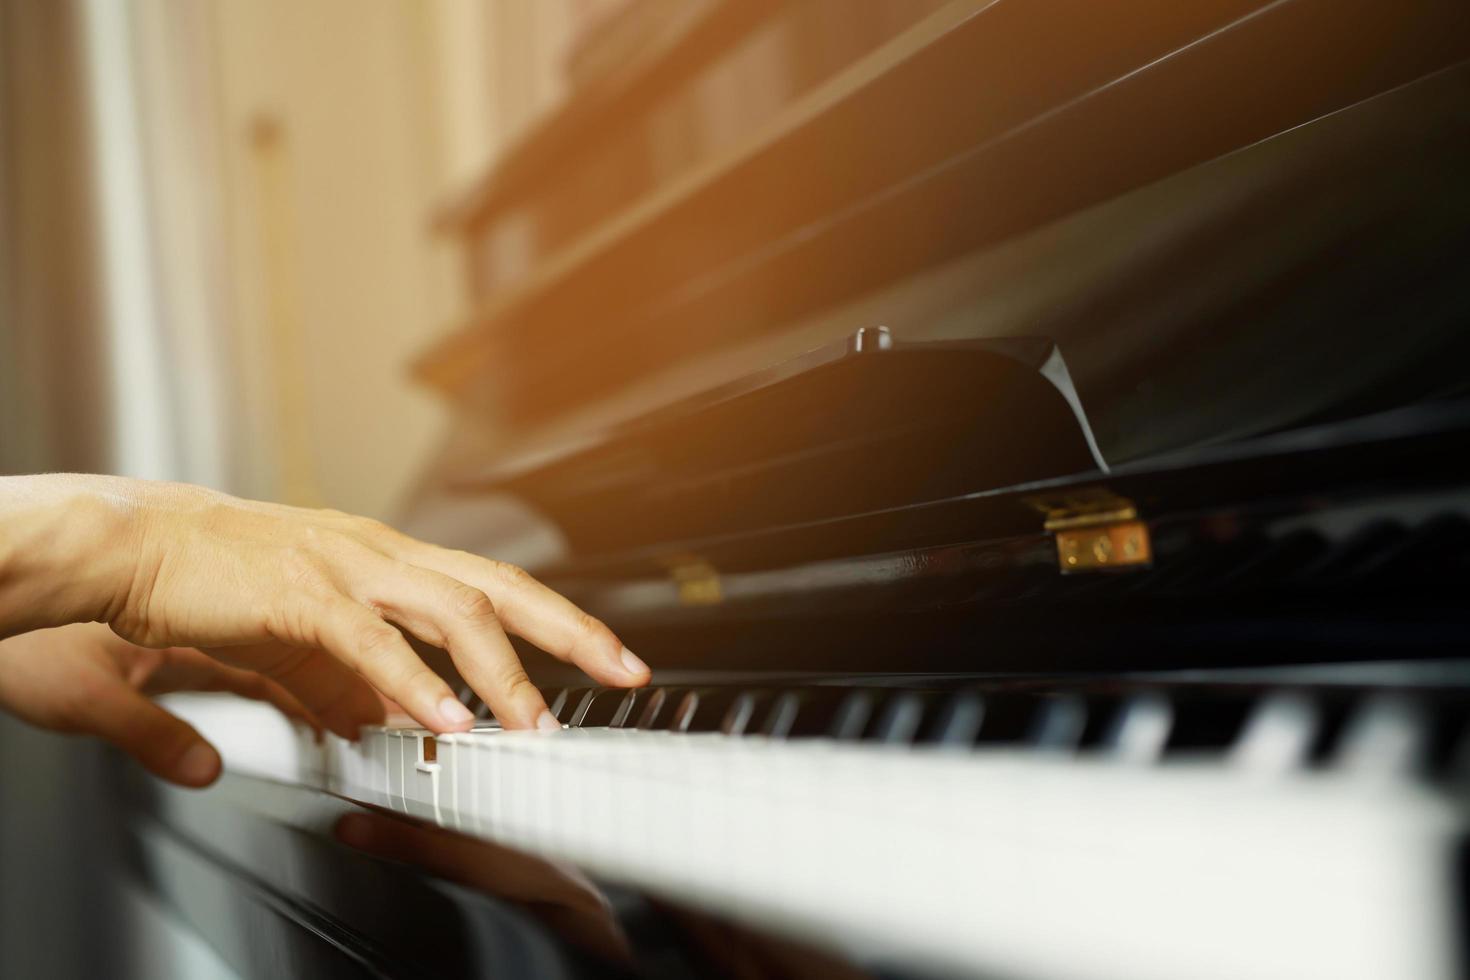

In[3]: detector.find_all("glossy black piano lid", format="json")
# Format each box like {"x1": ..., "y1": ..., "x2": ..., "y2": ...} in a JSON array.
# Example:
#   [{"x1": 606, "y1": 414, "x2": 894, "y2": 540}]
[
  {"x1": 470, "y1": 333, "x2": 1107, "y2": 557},
  {"x1": 408, "y1": 61, "x2": 1470, "y2": 601},
  {"x1": 430, "y1": 59, "x2": 1470, "y2": 573}
]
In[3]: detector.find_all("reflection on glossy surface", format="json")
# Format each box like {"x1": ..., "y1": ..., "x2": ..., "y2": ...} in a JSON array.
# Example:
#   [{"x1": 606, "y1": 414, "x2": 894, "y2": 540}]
[
  {"x1": 334, "y1": 810, "x2": 631, "y2": 965},
  {"x1": 333, "y1": 807, "x2": 878, "y2": 980},
  {"x1": 127, "y1": 769, "x2": 900, "y2": 979}
]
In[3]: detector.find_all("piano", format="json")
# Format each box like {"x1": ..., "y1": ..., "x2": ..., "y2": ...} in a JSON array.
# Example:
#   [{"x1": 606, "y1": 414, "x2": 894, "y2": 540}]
[{"x1": 118, "y1": 1, "x2": 1470, "y2": 978}]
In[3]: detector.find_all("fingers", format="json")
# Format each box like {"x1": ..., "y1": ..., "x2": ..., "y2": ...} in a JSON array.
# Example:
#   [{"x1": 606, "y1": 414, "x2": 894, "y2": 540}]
[
  {"x1": 309, "y1": 597, "x2": 472, "y2": 734},
  {"x1": 142, "y1": 647, "x2": 324, "y2": 739},
  {"x1": 352, "y1": 563, "x2": 556, "y2": 731},
  {"x1": 387, "y1": 545, "x2": 649, "y2": 689},
  {"x1": 209, "y1": 643, "x2": 384, "y2": 739},
  {"x1": 87, "y1": 684, "x2": 221, "y2": 787}
]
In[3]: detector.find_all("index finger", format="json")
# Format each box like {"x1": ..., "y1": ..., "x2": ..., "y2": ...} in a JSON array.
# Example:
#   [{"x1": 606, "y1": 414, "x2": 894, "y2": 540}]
[{"x1": 393, "y1": 546, "x2": 650, "y2": 689}]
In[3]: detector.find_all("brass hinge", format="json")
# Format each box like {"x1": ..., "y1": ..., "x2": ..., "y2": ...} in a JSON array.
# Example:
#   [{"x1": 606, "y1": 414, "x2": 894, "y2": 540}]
[
  {"x1": 662, "y1": 554, "x2": 724, "y2": 606},
  {"x1": 1025, "y1": 489, "x2": 1152, "y2": 573}
]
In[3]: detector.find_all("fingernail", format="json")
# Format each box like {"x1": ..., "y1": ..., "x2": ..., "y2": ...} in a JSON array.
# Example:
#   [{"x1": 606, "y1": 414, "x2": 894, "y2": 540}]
[
  {"x1": 536, "y1": 710, "x2": 562, "y2": 732},
  {"x1": 178, "y1": 742, "x2": 219, "y2": 785},
  {"x1": 620, "y1": 646, "x2": 649, "y2": 677},
  {"x1": 438, "y1": 696, "x2": 474, "y2": 729}
]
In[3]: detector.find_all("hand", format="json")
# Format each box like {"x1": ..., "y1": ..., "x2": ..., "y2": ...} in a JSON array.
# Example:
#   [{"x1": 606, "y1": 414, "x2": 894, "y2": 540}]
[
  {"x1": 0, "y1": 623, "x2": 320, "y2": 786},
  {"x1": 0, "y1": 475, "x2": 650, "y2": 734}
]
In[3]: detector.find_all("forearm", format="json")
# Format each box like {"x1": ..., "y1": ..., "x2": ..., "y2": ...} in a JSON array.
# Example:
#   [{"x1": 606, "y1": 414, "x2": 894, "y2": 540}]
[{"x1": 0, "y1": 474, "x2": 141, "y2": 638}]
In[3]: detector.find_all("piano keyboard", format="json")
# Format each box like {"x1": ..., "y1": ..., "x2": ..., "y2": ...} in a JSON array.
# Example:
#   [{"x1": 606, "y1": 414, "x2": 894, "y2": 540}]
[{"x1": 164, "y1": 680, "x2": 1469, "y2": 980}]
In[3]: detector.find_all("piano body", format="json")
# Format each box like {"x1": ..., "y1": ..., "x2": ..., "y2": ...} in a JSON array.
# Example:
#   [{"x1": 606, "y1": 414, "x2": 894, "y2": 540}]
[{"x1": 120, "y1": 1, "x2": 1470, "y2": 978}]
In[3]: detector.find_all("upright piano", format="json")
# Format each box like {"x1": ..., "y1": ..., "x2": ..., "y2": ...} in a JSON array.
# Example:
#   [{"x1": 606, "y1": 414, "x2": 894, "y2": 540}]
[{"x1": 122, "y1": 1, "x2": 1470, "y2": 977}]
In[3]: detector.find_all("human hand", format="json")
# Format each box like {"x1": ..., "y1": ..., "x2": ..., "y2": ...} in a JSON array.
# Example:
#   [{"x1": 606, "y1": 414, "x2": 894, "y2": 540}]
[
  {"x1": 0, "y1": 475, "x2": 650, "y2": 734},
  {"x1": 0, "y1": 623, "x2": 319, "y2": 786}
]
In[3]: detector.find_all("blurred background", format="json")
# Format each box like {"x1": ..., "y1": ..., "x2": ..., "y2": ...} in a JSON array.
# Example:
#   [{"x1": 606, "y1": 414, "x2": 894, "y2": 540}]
[
  {"x1": 1, "y1": 0, "x2": 957, "y2": 517},
  {"x1": 1, "y1": 0, "x2": 591, "y2": 515}
]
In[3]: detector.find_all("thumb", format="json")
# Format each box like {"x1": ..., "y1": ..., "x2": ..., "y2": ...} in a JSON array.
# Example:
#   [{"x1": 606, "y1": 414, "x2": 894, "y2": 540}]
[{"x1": 87, "y1": 686, "x2": 221, "y2": 787}]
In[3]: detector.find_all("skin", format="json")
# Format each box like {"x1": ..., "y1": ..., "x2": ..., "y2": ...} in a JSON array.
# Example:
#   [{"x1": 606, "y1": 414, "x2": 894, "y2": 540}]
[{"x1": 0, "y1": 474, "x2": 650, "y2": 786}]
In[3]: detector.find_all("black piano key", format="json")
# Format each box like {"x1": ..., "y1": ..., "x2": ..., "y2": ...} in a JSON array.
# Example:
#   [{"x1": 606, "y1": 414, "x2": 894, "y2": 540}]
[
  {"x1": 669, "y1": 691, "x2": 700, "y2": 732},
  {"x1": 664, "y1": 689, "x2": 740, "y2": 732},
  {"x1": 829, "y1": 691, "x2": 876, "y2": 740},
  {"x1": 1097, "y1": 694, "x2": 1172, "y2": 762},
  {"x1": 1077, "y1": 696, "x2": 1126, "y2": 749},
  {"x1": 1306, "y1": 693, "x2": 1359, "y2": 766},
  {"x1": 760, "y1": 691, "x2": 803, "y2": 738},
  {"x1": 1427, "y1": 701, "x2": 1470, "y2": 777},
  {"x1": 549, "y1": 688, "x2": 585, "y2": 723},
  {"x1": 577, "y1": 689, "x2": 625, "y2": 727},
  {"x1": 765, "y1": 688, "x2": 853, "y2": 738},
  {"x1": 922, "y1": 692, "x2": 985, "y2": 746},
  {"x1": 721, "y1": 691, "x2": 767, "y2": 735},
  {"x1": 972, "y1": 694, "x2": 1039, "y2": 744},
  {"x1": 1028, "y1": 695, "x2": 1088, "y2": 751},
  {"x1": 870, "y1": 692, "x2": 927, "y2": 744},
  {"x1": 635, "y1": 688, "x2": 678, "y2": 729},
  {"x1": 609, "y1": 688, "x2": 652, "y2": 728},
  {"x1": 567, "y1": 690, "x2": 598, "y2": 726},
  {"x1": 457, "y1": 685, "x2": 491, "y2": 721},
  {"x1": 1163, "y1": 694, "x2": 1253, "y2": 753}
]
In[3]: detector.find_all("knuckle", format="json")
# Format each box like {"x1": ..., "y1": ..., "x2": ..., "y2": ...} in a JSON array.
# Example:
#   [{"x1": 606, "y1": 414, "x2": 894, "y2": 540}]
[
  {"x1": 410, "y1": 670, "x2": 450, "y2": 701},
  {"x1": 492, "y1": 561, "x2": 533, "y2": 587},
  {"x1": 109, "y1": 614, "x2": 159, "y2": 648},
  {"x1": 262, "y1": 600, "x2": 318, "y2": 650},
  {"x1": 354, "y1": 516, "x2": 391, "y2": 538},
  {"x1": 129, "y1": 646, "x2": 166, "y2": 681},
  {"x1": 576, "y1": 611, "x2": 612, "y2": 641},
  {"x1": 354, "y1": 622, "x2": 404, "y2": 664},
  {"x1": 449, "y1": 585, "x2": 498, "y2": 624},
  {"x1": 281, "y1": 548, "x2": 327, "y2": 589},
  {"x1": 495, "y1": 665, "x2": 537, "y2": 703}
]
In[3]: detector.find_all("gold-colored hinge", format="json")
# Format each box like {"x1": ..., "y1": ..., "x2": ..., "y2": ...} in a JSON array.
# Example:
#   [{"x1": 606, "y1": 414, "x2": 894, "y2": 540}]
[
  {"x1": 663, "y1": 555, "x2": 724, "y2": 606},
  {"x1": 1025, "y1": 489, "x2": 1153, "y2": 573}
]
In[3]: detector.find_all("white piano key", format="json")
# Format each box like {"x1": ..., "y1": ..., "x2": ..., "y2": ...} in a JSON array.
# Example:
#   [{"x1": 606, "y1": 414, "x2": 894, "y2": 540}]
[{"x1": 166, "y1": 694, "x2": 1462, "y2": 980}]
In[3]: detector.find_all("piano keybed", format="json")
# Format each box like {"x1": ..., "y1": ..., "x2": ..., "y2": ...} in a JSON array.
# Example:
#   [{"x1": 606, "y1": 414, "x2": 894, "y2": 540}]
[{"x1": 165, "y1": 673, "x2": 1470, "y2": 980}]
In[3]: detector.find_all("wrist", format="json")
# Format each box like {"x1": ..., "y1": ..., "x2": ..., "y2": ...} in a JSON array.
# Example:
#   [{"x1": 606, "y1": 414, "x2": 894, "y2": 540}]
[{"x1": 0, "y1": 474, "x2": 145, "y2": 636}]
